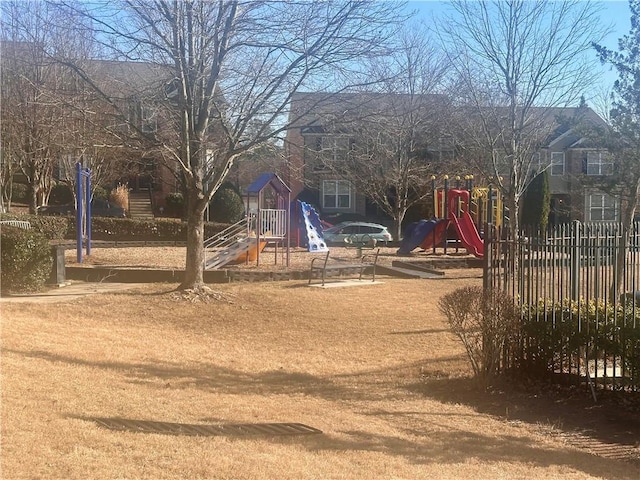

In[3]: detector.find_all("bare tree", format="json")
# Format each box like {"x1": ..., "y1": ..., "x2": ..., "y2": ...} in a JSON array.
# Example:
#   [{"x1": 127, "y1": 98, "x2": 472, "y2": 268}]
[
  {"x1": 438, "y1": 0, "x2": 606, "y2": 237},
  {"x1": 312, "y1": 27, "x2": 453, "y2": 239},
  {"x1": 1, "y1": 4, "x2": 64, "y2": 212},
  {"x1": 594, "y1": 0, "x2": 640, "y2": 296},
  {"x1": 0, "y1": 0, "x2": 102, "y2": 212},
  {"x1": 56, "y1": 0, "x2": 402, "y2": 291}
]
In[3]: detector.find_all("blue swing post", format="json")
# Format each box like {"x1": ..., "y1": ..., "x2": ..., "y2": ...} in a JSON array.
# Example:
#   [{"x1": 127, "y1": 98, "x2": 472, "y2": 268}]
[{"x1": 76, "y1": 162, "x2": 92, "y2": 263}]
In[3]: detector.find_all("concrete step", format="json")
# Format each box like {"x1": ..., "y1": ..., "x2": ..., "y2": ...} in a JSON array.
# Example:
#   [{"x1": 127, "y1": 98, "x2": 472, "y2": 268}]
[{"x1": 127, "y1": 191, "x2": 154, "y2": 220}]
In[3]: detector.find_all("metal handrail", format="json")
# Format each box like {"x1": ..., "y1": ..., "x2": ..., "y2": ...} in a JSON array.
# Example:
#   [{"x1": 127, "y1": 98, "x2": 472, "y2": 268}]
[{"x1": 203, "y1": 217, "x2": 248, "y2": 268}]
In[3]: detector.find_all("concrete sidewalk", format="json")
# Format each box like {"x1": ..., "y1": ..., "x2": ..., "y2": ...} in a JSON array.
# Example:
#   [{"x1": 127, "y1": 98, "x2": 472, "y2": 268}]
[{"x1": 0, "y1": 282, "x2": 140, "y2": 304}]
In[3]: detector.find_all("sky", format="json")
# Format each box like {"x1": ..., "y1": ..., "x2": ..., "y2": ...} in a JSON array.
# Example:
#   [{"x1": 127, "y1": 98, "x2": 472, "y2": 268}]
[{"x1": 404, "y1": 0, "x2": 633, "y2": 113}]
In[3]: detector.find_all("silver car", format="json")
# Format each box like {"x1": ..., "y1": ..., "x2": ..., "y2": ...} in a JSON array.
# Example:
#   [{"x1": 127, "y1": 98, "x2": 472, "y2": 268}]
[{"x1": 322, "y1": 221, "x2": 393, "y2": 246}]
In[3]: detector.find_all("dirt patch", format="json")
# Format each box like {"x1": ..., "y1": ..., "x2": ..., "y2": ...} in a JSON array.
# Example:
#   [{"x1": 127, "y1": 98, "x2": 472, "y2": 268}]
[{"x1": 65, "y1": 244, "x2": 483, "y2": 280}]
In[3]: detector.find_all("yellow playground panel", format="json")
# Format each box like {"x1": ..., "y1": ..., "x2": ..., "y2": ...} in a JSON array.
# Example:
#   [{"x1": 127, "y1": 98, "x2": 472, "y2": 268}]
[
  {"x1": 433, "y1": 185, "x2": 504, "y2": 227},
  {"x1": 470, "y1": 187, "x2": 504, "y2": 228}
]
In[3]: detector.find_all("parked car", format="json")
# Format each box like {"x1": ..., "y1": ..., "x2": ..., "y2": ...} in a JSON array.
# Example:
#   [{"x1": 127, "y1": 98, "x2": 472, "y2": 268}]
[
  {"x1": 37, "y1": 198, "x2": 126, "y2": 218},
  {"x1": 322, "y1": 221, "x2": 393, "y2": 246}
]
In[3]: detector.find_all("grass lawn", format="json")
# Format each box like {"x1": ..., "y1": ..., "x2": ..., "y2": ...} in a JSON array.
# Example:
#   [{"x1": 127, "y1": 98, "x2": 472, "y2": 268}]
[{"x1": 2, "y1": 277, "x2": 639, "y2": 479}]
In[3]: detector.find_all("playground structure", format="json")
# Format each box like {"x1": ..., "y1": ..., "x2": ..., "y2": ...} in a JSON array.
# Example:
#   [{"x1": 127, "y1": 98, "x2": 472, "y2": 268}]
[
  {"x1": 204, "y1": 173, "x2": 291, "y2": 269},
  {"x1": 297, "y1": 200, "x2": 329, "y2": 253},
  {"x1": 398, "y1": 176, "x2": 506, "y2": 258}
]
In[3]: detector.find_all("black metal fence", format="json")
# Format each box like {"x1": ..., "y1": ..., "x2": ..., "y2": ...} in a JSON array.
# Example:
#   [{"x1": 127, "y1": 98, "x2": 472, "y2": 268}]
[{"x1": 484, "y1": 222, "x2": 640, "y2": 392}]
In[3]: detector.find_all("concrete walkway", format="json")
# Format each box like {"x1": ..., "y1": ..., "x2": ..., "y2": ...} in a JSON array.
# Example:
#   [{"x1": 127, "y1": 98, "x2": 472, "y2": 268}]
[{"x1": 0, "y1": 282, "x2": 140, "y2": 304}]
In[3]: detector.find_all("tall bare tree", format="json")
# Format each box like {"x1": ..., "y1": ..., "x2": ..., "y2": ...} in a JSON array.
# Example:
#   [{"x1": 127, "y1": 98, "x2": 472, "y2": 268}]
[
  {"x1": 595, "y1": 0, "x2": 640, "y2": 296},
  {"x1": 438, "y1": 0, "x2": 606, "y2": 237},
  {"x1": 1, "y1": 3, "x2": 63, "y2": 212},
  {"x1": 312, "y1": 26, "x2": 453, "y2": 239},
  {"x1": 1, "y1": 0, "x2": 100, "y2": 212},
  {"x1": 56, "y1": 0, "x2": 402, "y2": 290}
]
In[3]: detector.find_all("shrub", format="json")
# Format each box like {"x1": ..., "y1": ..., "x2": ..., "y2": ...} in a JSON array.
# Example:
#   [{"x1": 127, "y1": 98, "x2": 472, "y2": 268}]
[
  {"x1": 109, "y1": 184, "x2": 129, "y2": 211},
  {"x1": 521, "y1": 299, "x2": 640, "y2": 379},
  {"x1": 49, "y1": 183, "x2": 73, "y2": 205},
  {"x1": 80, "y1": 217, "x2": 229, "y2": 241},
  {"x1": 0, "y1": 213, "x2": 70, "y2": 240},
  {"x1": 93, "y1": 185, "x2": 109, "y2": 201},
  {"x1": 11, "y1": 183, "x2": 28, "y2": 203},
  {"x1": 209, "y1": 182, "x2": 245, "y2": 223},
  {"x1": 439, "y1": 286, "x2": 519, "y2": 382},
  {"x1": 165, "y1": 192, "x2": 184, "y2": 217},
  {"x1": 1, "y1": 213, "x2": 230, "y2": 241},
  {"x1": 1, "y1": 226, "x2": 53, "y2": 294}
]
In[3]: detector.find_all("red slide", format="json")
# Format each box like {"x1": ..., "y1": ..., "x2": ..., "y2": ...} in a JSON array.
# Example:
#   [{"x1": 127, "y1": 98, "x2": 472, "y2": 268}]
[{"x1": 448, "y1": 189, "x2": 484, "y2": 258}]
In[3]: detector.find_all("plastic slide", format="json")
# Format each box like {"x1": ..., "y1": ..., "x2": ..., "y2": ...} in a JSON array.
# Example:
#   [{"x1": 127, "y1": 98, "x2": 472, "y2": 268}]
[
  {"x1": 397, "y1": 219, "x2": 446, "y2": 254},
  {"x1": 449, "y1": 211, "x2": 484, "y2": 257},
  {"x1": 419, "y1": 219, "x2": 448, "y2": 251},
  {"x1": 228, "y1": 238, "x2": 268, "y2": 265},
  {"x1": 447, "y1": 189, "x2": 484, "y2": 257},
  {"x1": 205, "y1": 237, "x2": 267, "y2": 269},
  {"x1": 297, "y1": 200, "x2": 329, "y2": 253}
]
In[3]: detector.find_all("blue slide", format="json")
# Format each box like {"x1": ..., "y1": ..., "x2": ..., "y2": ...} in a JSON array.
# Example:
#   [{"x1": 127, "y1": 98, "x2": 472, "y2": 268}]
[
  {"x1": 298, "y1": 201, "x2": 329, "y2": 253},
  {"x1": 397, "y1": 219, "x2": 440, "y2": 255}
]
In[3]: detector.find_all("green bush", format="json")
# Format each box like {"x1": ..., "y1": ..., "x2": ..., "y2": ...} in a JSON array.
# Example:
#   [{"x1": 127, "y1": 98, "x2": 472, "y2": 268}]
[
  {"x1": 11, "y1": 183, "x2": 28, "y2": 203},
  {"x1": 81, "y1": 217, "x2": 229, "y2": 241},
  {"x1": 521, "y1": 299, "x2": 640, "y2": 377},
  {"x1": 93, "y1": 185, "x2": 109, "y2": 201},
  {"x1": 1, "y1": 213, "x2": 230, "y2": 241},
  {"x1": 1, "y1": 226, "x2": 53, "y2": 294},
  {"x1": 49, "y1": 183, "x2": 73, "y2": 205},
  {"x1": 209, "y1": 182, "x2": 245, "y2": 223},
  {"x1": 0, "y1": 213, "x2": 70, "y2": 240},
  {"x1": 165, "y1": 193, "x2": 184, "y2": 217}
]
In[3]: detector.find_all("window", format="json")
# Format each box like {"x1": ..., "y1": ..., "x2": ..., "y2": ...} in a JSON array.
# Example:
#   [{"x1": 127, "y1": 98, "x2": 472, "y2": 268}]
[
  {"x1": 360, "y1": 225, "x2": 383, "y2": 234},
  {"x1": 587, "y1": 192, "x2": 618, "y2": 221},
  {"x1": 340, "y1": 225, "x2": 359, "y2": 234},
  {"x1": 323, "y1": 180, "x2": 351, "y2": 209},
  {"x1": 141, "y1": 106, "x2": 157, "y2": 133},
  {"x1": 528, "y1": 152, "x2": 542, "y2": 178},
  {"x1": 550, "y1": 152, "x2": 565, "y2": 176},
  {"x1": 320, "y1": 136, "x2": 350, "y2": 163},
  {"x1": 586, "y1": 151, "x2": 613, "y2": 176}
]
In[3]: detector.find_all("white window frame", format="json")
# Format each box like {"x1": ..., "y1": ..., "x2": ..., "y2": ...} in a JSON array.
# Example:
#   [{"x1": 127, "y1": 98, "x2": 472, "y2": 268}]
[
  {"x1": 528, "y1": 152, "x2": 541, "y2": 178},
  {"x1": 586, "y1": 192, "x2": 618, "y2": 222},
  {"x1": 320, "y1": 136, "x2": 350, "y2": 163},
  {"x1": 322, "y1": 179, "x2": 351, "y2": 209},
  {"x1": 586, "y1": 151, "x2": 613, "y2": 176},
  {"x1": 550, "y1": 152, "x2": 565, "y2": 176},
  {"x1": 141, "y1": 105, "x2": 157, "y2": 133}
]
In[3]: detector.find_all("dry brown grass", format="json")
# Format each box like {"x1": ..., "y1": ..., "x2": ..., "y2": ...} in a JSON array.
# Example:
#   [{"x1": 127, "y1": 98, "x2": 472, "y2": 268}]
[{"x1": 2, "y1": 273, "x2": 639, "y2": 479}]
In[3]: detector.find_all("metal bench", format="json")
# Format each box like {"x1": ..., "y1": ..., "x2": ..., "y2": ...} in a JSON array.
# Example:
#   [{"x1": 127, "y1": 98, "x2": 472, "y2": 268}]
[{"x1": 308, "y1": 249, "x2": 379, "y2": 286}]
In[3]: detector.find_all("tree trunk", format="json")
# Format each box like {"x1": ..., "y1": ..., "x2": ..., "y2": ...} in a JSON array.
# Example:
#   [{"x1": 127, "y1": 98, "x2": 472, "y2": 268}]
[
  {"x1": 28, "y1": 183, "x2": 38, "y2": 214},
  {"x1": 180, "y1": 190, "x2": 207, "y2": 290}
]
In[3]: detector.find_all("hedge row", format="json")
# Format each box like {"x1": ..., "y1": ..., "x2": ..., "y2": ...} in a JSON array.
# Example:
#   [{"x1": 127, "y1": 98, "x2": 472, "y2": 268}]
[
  {"x1": 86, "y1": 217, "x2": 230, "y2": 241},
  {"x1": 0, "y1": 213, "x2": 70, "y2": 239},
  {"x1": 0, "y1": 213, "x2": 230, "y2": 241},
  {"x1": 521, "y1": 299, "x2": 640, "y2": 379}
]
